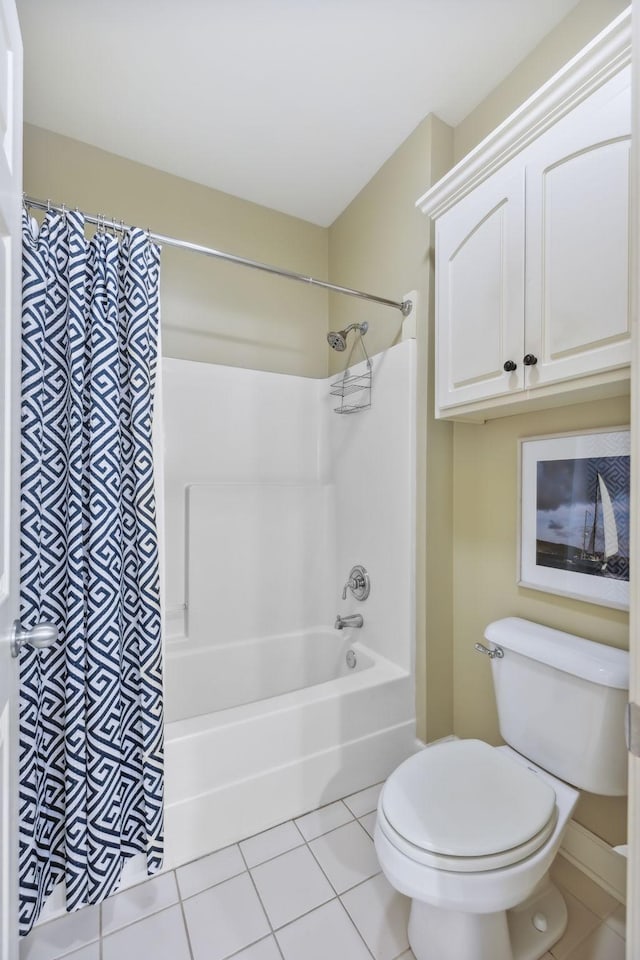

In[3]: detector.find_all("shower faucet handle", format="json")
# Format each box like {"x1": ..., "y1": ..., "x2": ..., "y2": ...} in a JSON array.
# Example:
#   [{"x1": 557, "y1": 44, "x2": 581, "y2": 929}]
[{"x1": 341, "y1": 565, "x2": 370, "y2": 601}]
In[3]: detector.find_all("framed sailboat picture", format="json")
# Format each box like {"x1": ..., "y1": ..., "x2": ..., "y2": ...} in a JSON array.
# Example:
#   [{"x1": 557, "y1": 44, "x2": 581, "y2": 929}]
[{"x1": 518, "y1": 427, "x2": 630, "y2": 610}]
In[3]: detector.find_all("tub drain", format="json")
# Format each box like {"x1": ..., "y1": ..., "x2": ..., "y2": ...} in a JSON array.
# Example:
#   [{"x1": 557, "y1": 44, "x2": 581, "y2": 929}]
[{"x1": 346, "y1": 649, "x2": 357, "y2": 669}]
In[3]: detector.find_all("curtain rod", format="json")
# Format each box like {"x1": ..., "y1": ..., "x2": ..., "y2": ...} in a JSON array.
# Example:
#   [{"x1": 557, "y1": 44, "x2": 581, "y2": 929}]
[{"x1": 23, "y1": 195, "x2": 412, "y2": 317}]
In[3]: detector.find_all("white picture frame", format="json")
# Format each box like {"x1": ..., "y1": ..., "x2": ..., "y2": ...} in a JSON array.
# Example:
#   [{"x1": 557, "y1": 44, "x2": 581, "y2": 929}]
[{"x1": 518, "y1": 427, "x2": 630, "y2": 610}]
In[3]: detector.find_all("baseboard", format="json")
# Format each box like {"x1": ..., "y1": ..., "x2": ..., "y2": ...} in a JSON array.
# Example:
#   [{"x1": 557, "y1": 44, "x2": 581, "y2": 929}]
[
  {"x1": 560, "y1": 819, "x2": 627, "y2": 904},
  {"x1": 415, "y1": 734, "x2": 458, "y2": 751}
]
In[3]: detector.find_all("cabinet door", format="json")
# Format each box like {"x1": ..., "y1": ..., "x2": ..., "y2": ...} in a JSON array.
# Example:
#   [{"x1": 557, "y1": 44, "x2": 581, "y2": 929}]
[
  {"x1": 435, "y1": 163, "x2": 525, "y2": 412},
  {"x1": 524, "y1": 67, "x2": 631, "y2": 388}
]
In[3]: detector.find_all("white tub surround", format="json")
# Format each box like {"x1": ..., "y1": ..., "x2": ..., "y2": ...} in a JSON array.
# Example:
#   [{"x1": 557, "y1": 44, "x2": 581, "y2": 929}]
[
  {"x1": 186, "y1": 483, "x2": 335, "y2": 654},
  {"x1": 326, "y1": 341, "x2": 416, "y2": 673},
  {"x1": 160, "y1": 340, "x2": 417, "y2": 866},
  {"x1": 162, "y1": 359, "x2": 324, "y2": 643}
]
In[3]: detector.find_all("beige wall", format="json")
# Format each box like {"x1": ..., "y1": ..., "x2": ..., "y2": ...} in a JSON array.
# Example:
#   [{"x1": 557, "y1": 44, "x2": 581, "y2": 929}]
[
  {"x1": 329, "y1": 115, "x2": 455, "y2": 743},
  {"x1": 23, "y1": 124, "x2": 329, "y2": 378},
  {"x1": 453, "y1": 399, "x2": 629, "y2": 845},
  {"x1": 454, "y1": 0, "x2": 629, "y2": 161}
]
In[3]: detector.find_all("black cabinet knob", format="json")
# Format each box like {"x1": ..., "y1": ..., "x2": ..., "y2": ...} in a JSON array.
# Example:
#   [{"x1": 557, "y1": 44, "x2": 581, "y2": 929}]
[
  {"x1": 523, "y1": 354, "x2": 538, "y2": 366},
  {"x1": 503, "y1": 360, "x2": 517, "y2": 372}
]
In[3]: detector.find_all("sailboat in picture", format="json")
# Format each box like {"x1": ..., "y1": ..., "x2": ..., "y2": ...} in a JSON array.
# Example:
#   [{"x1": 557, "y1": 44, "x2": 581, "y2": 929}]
[{"x1": 572, "y1": 472, "x2": 619, "y2": 575}]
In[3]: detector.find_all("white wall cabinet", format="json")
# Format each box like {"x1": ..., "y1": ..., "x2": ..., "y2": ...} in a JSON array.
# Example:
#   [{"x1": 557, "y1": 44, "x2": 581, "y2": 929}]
[{"x1": 419, "y1": 12, "x2": 631, "y2": 421}]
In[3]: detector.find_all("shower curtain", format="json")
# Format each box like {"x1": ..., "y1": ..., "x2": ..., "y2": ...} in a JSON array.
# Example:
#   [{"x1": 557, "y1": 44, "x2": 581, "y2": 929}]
[{"x1": 19, "y1": 209, "x2": 164, "y2": 934}]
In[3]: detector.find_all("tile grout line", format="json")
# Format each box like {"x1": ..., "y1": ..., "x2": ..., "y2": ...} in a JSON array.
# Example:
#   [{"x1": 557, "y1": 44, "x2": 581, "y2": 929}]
[
  {"x1": 293, "y1": 800, "x2": 355, "y2": 842},
  {"x1": 236, "y1": 836, "x2": 287, "y2": 960},
  {"x1": 178, "y1": 862, "x2": 247, "y2": 900},
  {"x1": 551, "y1": 883, "x2": 619, "y2": 960},
  {"x1": 237, "y1": 796, "x2": 356, "y2": 850},
  {"x1": 303, "y1": 816, "x2": 382, "y2": 898},
  {"x1": 271, "y1": 897, "x2": 377, "y2": 960},
  {"x1": 298, "y1": 815, "x2": 377, "y2": 960},
  {"x1": 96, "y1": 873, "x2": 186, "y2": 953},
  {"x1": 175, "y1": 878, "x2": 197, "y2": 960},
  {"x1": 222, "y1": 935, "x2": 284, "y2": 960},
  {"x1": 243, "y1": 820, "x2": 372, "y2": 952}
]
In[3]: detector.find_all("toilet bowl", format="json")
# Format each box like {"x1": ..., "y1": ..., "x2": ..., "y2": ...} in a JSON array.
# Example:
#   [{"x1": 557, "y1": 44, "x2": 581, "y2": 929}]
[
  {"x1": 374, "y1": 618, "x2": 629, "y2": 960},
  {"x1": 374, "y1": 741, "x2": 579, "y2": 960}
]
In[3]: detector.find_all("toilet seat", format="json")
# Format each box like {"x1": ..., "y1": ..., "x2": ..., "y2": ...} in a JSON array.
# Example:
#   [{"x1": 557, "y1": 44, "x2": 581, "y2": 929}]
[
  {"x1": 379, "y1": 740, "x2": 558, "y2": 873},
  {"x1": 377, "y1": 802, "x2": 559, "y2": 873}
]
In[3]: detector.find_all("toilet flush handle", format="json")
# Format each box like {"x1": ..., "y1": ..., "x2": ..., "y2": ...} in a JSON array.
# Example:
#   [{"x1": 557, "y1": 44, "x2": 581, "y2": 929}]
[{"x1": 474, "y1": 642, "x2": 504, "y2": 659}]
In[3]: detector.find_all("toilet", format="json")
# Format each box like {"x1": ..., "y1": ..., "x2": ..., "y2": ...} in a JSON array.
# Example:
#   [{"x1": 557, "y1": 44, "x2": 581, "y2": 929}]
[{"x1": 374, "y1": 617, "x2": 629, "y2": 960}]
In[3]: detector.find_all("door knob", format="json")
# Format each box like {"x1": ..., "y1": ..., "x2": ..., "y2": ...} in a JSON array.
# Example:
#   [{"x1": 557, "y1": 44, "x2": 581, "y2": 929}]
[
  {"x1": 11, "y1": 620, "x2": 58, "y2": 658},
  {"x1": 503, "y1": 360, "x2": 517, "y2": 372},
  {"x1": 523, "y1": 354, "x2": 538, "y2": 366}
]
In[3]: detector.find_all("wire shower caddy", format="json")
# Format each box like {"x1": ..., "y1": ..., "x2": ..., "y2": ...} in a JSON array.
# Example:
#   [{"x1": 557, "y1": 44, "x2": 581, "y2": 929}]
[{"x1": 330, "y1": 332, "x2": 372, "y2": 414}]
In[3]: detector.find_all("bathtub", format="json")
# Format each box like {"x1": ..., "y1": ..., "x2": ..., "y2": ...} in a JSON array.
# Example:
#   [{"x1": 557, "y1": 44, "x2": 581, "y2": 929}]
[
  {"x1": 163, "y1": 632, "x2": 416, "y2": 869},
  {"x1": 165, "y1": 628, "x2": 376, "y2": 722}
]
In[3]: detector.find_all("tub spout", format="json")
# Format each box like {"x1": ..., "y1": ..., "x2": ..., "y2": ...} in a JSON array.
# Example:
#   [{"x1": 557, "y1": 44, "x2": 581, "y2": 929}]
[{"x1": 334, "y1": 613, "x2": 363, "y2": 630}]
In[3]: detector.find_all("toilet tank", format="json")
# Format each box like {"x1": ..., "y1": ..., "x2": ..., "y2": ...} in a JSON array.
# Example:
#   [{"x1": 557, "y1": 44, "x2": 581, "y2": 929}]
[{"x1": 484, "y1": 617, "x2": 629, "y2": 796}]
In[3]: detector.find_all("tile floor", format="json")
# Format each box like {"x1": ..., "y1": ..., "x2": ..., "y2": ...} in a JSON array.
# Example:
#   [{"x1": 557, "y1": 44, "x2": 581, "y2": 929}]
[{"x1": 20, "y1": 782, "x2": 626, "y2": 960}]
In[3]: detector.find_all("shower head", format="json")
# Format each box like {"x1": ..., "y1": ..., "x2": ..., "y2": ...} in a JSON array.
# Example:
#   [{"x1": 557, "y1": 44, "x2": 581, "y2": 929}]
[
  {"x1": 327, "y1": 330, "x2": 348, "y2": 351},
  {"x1": 326, "y1": 322, "x2": 368, "y2": 351}
]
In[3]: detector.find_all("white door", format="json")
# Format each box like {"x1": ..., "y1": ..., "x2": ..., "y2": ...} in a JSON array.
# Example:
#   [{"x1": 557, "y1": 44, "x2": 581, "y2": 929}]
[
  {"x1": 627, "y1": 6, "x2": 640, "y2": 958},
  {"x1": 524, "y1": 65, "x2": 631, "y2": 390},
  {"x1": 0, "y1": 0, "x2": 22, "y2": 956},
  {"x1": 434, "y1": 160, "x2": 525, "y2": 413}
]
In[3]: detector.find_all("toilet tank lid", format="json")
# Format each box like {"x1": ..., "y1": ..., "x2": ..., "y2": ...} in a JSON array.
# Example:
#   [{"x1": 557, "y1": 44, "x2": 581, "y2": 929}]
[{"x1": 484, "y1": 617, "x2": 629, "y2": 690}]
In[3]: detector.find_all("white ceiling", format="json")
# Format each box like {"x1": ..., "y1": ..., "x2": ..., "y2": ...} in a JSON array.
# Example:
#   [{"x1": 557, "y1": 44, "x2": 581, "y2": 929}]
[{"x1": 17, "y1": 0, "x2": 581, "y2": 227}]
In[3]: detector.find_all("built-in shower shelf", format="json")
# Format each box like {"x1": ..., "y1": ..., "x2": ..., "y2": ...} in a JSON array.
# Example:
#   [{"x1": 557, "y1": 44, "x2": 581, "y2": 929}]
[{"x1": 330, "y1": 363, "x2": 372, "y2": 414}]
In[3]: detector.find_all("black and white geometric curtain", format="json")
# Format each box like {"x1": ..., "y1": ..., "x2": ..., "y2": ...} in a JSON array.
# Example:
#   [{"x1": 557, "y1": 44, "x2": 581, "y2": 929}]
[{"x1": 19, "y1": 209, "x2": 164, "y2": 934}]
